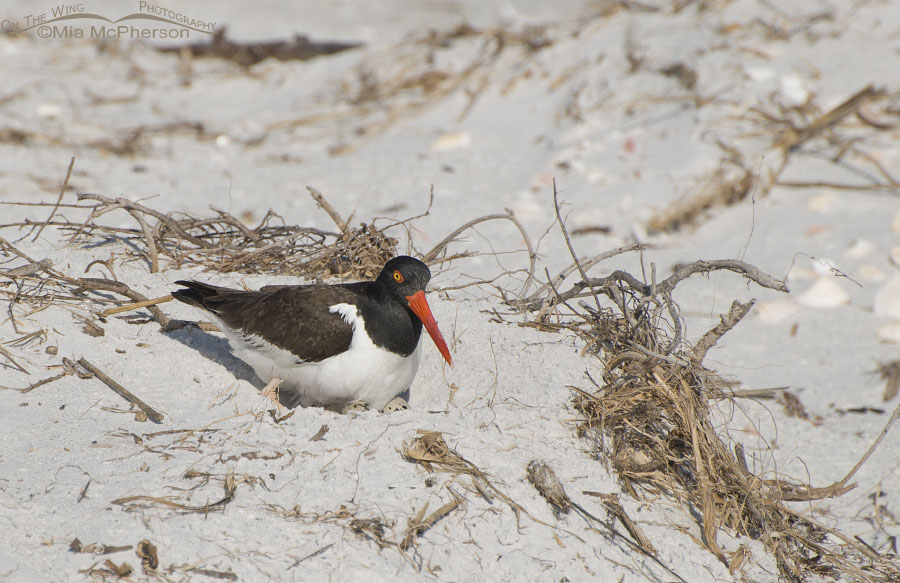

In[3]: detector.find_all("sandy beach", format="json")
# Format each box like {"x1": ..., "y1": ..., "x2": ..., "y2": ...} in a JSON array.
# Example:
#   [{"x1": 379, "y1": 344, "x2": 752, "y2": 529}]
[{"x1": 1, "y1": 1, "x2": 899, "y2": 581}]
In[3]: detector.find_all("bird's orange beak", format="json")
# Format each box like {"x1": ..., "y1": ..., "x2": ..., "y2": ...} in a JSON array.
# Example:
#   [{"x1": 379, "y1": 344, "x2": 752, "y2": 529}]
[{"x1": 406, "y1": 290, "x2": 453, "y2": 366}]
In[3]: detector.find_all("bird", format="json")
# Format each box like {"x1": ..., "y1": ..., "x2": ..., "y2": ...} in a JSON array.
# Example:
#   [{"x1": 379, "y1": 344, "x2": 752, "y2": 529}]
[{"x1": 171, "y1": 256, "x2": 453, "y2": 412}]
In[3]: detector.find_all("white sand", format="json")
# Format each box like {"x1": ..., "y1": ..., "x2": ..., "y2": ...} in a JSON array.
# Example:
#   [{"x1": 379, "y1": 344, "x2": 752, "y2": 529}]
[{"x1": 1, "y1": 1, "x2": 899, "y2": 581}]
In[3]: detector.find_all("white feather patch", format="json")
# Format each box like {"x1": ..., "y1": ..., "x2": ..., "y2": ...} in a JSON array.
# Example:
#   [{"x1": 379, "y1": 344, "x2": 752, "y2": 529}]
[{"x1": 200, "y1": 302, "x2": 422, "y2": 410}]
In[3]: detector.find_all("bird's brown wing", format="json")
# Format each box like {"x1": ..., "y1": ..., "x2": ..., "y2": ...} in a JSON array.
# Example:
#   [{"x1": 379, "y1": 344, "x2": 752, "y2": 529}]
[{"x1": 173, "y1": 281, "x2": 367, "y2": 362}]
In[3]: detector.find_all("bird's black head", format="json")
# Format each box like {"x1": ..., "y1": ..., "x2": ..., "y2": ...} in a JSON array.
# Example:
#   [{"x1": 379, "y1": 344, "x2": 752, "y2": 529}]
[
  {"x1": 375, "y1": 255, "x2": 432, "y2": 298},
  {"x1": 374, "y1": 255, "x2": 452, "y2": 366}
]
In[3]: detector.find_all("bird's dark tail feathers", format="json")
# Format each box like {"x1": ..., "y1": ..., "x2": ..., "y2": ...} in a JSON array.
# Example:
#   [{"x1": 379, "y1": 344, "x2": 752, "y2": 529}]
[{"x1": 172, "y1": 280, "x2": 222, "y2": 309}]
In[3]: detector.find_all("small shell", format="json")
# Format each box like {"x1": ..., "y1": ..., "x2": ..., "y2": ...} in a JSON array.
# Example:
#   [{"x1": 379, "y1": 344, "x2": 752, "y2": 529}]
[
  {"x1": 843, "y1": 239, "x2": 874, "y2": 259},
  {"x1": 431, "y1": 131, "x2": 471, "y2": 152},
  {"x1": 744, "y1": 66, "x2": 774, "y2": 82},
  {"x1": 787, "y1": 264, "x2": 817, "y2": 282},
  {"x1": 876, "y1": 322, "x2": 900, "y2": 344},
  {"x1": 874, "y1": 274, "x2": 900, "y2": 319},
  {"x1": 36, "y1": 103, "x2": 63, "y2": 119},
  {"x1": 859, "y1": 264, "x2": 886, "y2": 282},
  {"x1": 797, "y1": 278, "x2": 850, "y2": 308},
  {"x1": 780, "y1": 73, "x2": 810, "y2": 106},
  {"x1": 807, "y1": 193, "x2": 835, "y2": 213},
  {"x1": 754, "y1": 300, "x2": 798, "y2": 323}
]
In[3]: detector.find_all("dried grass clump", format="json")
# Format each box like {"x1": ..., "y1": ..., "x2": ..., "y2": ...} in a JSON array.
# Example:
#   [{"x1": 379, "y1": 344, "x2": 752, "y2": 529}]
[
  {"x1": 270, "y1": 22, "x2": 554, "y2": 156},
  {"x1": 647, "y1": 156, "x2": 754, "y2": 233},
  {"x1": 3, "y1": 186, "x2": 397, "y2": 280},
  {"x1": 156, "y1": 27, "x2": 362, "y2": 67},
  {"x1": 401, "y1": 430, "x2": 527, "y2": 526},
  {"x1": 1, "y1": 178, "x2": 534, "y2": 340},
  {"x1": 570, "y1": 319, "x2": 900, "y2": 581},
  {"x1": 549, "y1": 273, "x2": 897, "y2": 579},
  {"x1": 514, "y1": 184, "x2": 900, "y2": 582},
  {"x1": 649, "y1": 84, "x2": 897, "y2": 234},
  {"x1": 0, "y1": 184, "x2": 403, "y2": 390}
]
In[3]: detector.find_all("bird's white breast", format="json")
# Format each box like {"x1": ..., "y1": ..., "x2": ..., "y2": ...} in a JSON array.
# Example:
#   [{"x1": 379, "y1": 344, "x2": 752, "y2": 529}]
[{"x1": 212, "y1": 303, "x2": 422, "y2": 410}]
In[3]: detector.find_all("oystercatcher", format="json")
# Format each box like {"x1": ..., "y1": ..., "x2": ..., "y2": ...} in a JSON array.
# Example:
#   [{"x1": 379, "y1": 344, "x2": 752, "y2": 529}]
[{"x1": 172, "y1": 256, "x2": 453, "y2": 411}]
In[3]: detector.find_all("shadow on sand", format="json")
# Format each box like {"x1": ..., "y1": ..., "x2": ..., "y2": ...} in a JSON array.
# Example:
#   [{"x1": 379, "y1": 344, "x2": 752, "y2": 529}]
[{"x1": 164, "y1": 320, "x2": 411, "y2": 410}]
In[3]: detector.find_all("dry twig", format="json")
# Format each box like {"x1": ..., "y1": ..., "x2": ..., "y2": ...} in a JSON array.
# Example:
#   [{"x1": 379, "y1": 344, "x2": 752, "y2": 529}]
[
  {"x1": 518, "y1": 184, "x2": 897, "y2": 581},
  {"x1": 399, "y1": 488, "x2": 462, "y2": 550},
  {"x1": 74, "y1": 357, "x2": 164, "y2": 423},
  {"x1": 112, "y1": 469, "x2": 237, "y2": 513},
  {"x1": 526, "y1": 460, "x2": 571, "y2": 515},
  {"x1": 32, "y1": 156, "x2": 74, "y2": 242}
]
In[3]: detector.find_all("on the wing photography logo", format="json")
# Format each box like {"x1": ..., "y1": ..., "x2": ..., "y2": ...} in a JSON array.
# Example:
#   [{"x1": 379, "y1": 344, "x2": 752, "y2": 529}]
[{"x1": 1, "y1": 2, "x2": 216, "y2": 39}]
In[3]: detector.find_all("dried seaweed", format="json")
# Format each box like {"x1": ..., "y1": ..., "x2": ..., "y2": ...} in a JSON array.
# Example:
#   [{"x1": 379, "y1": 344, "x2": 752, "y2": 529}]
[
  {"x1": 516, "y1": 183, "x2": 900, "y2": 582},
  {"x1": 526, "y1": 459, "x2": 685, "y2": 582},
  {"x1": 266, "y1": 22, "x2": 554, "y2": 155},
  {"x1": 878, "y1": 360, "x2": 900, "y2": 402},
  {"x1": 3, "y1": 188, "x2": 396, "y2": 279},
  {"x1": 649, "y1": 84, "x2": 899, "y2": 235},
  {"x1": 112, "y1": 468, "x2": 238, "y2": 515},
  {"x1": 156, "y1": 28, "x2": 362, "y2": 67}
]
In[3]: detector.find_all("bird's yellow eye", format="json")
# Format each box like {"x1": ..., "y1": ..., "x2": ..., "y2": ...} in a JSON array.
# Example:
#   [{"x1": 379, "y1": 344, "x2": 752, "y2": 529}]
[{"x1": 393, "y1": 270, "x2": 404, "y2": 283}]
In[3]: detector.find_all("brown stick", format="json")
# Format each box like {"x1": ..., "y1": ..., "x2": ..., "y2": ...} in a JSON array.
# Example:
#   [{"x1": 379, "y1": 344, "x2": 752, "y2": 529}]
[
  {"x1": 780, "y1": 84, "x2": 884, "y2": 150},
  {"x1": 691, "y1": 299, "x2": 755, "y2": 367},
  {"x1": 399, "y1": 490, "x2": 461, "y2": 550},
  {"x1": 775, "y1": 180, "x2": 900, "y2": 191},
  {"x1": 100, "y1": 295, "x2": 173, "y2": 318},
  {"x1": 772, "y1": 480, "x2": 856, "y2": 502},
  {"x1": 594, "y1": 492, "x2": 656, "y2": 555},
  {"x1": 0, "y1": 240, "x2": 68, "y2": 291},
  {"x1": 77, "y1": 278, "x2": 170, "y2": 327},
  {"x1": 3, "y1": 258, "x2": 53, "y2": 277},
  {"x1": 504, "y1": 208, "x2": 537, "y2": 297},
  {"x1": 76, "y1": 357, "x2": 164, "y2": 423},
  {"x1": 33, "y1": 157, "x2": 75, "y2": 242},
  {"x1": 0, "y1": 344, "x2": 29, "y2": 374},
  {"x1": 553, "y1": 179, "x2": 602, "y2": 314},
  {"x1": 1, "y1": 371, "x2": 69, "y2": 393},
  {"x1": 75, "y1": 193, "x2": 212, "y2": 249},
  {"x1": 657, "y1": 259, "x2": 789, "y2": 295},
  {"x1": 421, "y1": 210, "x2": 537, "y2": 298},
  {"x1": 306, "y1": 186, "x2": 348, "y2": 233},
  {"x1": 570, "y1": 498, "x2": 686, "y2": 582},
  {"x1": 519, "y1": 244, "x2": 643, "y2": 307},
  {"x1": 127, "y1": 208, "x2": 159, "y2": 273},
  {"x1": 521, "y1": 269, "x2": 649, "y2": 311},
  {"x1": 836, "y1": 398, "x2": 900, "y2": 491}
]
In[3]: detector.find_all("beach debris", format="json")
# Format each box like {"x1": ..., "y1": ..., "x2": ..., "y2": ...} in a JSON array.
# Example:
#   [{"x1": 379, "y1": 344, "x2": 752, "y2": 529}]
[
  {"x1": 879, "y1": 360, "x2": 900, "y2": 401},
  {"x1": 430, "y1": 130, "x2": 472, "y2": 152},
  {"x1": 156, "y1": 28, "x2": 362, "y2": 67},
  {"x1": 874, "y1": 274, "x2": 900, "y2": 319},
  {"x1": 877, "y1": 323, "x2": 900, "y2": 345},
  {"x1": 843, "y1": 239, "x2": 874, "y2": 259},
  {"x1": 797, "y1": 277, "x2": 850, "y2": 308},
  {"x1": 514, "y1": 181, "x2": 900, "y2": 581},
  {"x1": 399, "y1": 489, "x2": 462, "y2": 550},
  {"x1": 308, "y1": 424, "x2": 329, "y2": 442},
  {"x1": 526, "y1": 460, "x2": 571, "y2": 516},
  {"x1": 72, "y1": 357, "x2": 164, "y2": 424},
  {"x1": 69, "y1": 538, "x2": 132, "y2": 555},
  {"x1": 112, "y1": 468, "x2": 238, "y2": 514},
  {"x1": 136, "y1": 540, "x2": 159, "y2": 572}
]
